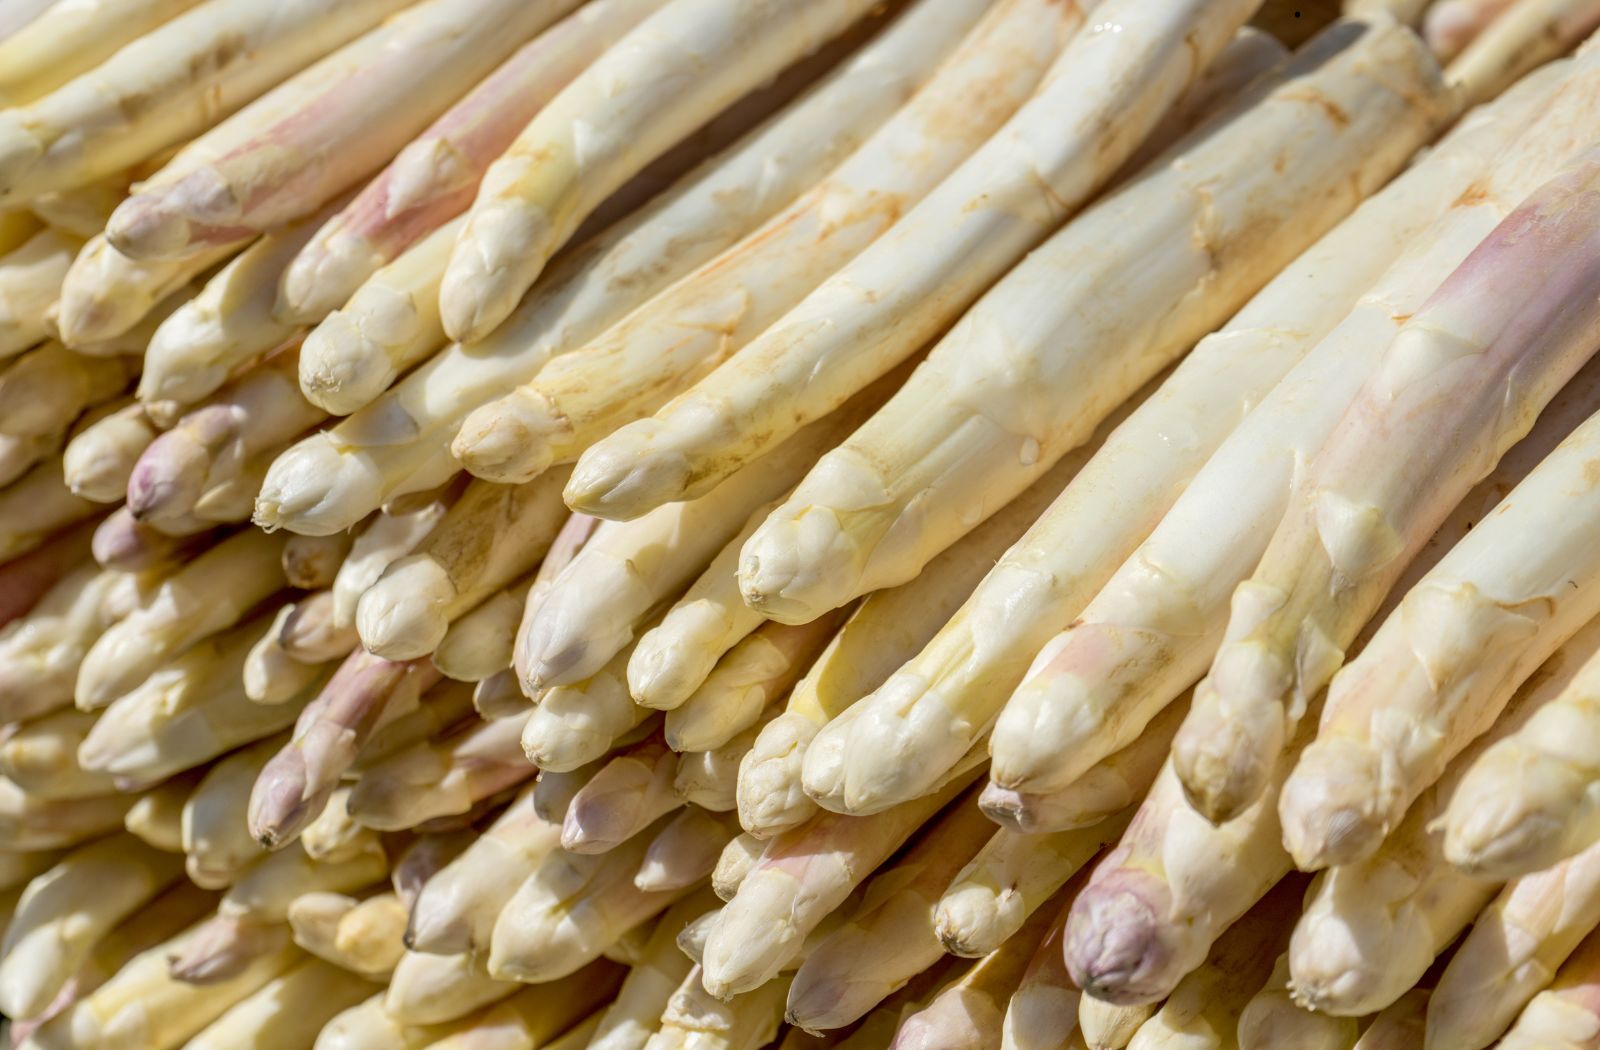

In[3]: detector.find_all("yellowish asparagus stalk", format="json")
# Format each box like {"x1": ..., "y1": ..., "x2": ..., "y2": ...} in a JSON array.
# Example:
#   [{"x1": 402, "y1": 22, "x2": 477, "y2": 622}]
[
  {"x1": 0, "y1": 562, "x2": 119, "y2": 722},
  {"x1": 520, "y1": 643, "x2": 659, "y2": 774},
  {"x1": 0, "y1": 428, "x2": 61, "y2": 489},
  {"x1": 673, "y1": 711, "x2": 775, "y2": 813},
  {"x1": 244, "y1": 604, "x2": 327, "y2": 705},
  {"x1": 1495, "y1": 923, "x2": 1600, "y2": 1050},
  {"x1": 62, "y1": 402, "x2": 157, "y2": 502},
  {"x1": 406, "y1": 783, "x2": 563, "y2": 956},
  {"x1": 635, "y1": 808, "x2": 738, "y2": 893},
  {"x1": 349, "y1": 678, "x2": 476, "y2": 774},
  {"x1": 561, "y1": 733, "x2": 681, "y2": 855},
  {"x1": 285, "y1": 891, "x2": 405, "y2": 980},
  {"x1": 1425, "y1": 0, "x2": 1518, "y2": 61},
  {"x1": 433, "y1": 576, "x2": 532, "y2": 684},
  {"x1": 451, "y1": 0, "x2": 1071, "y2": 485},
  {"x1": 0, "y1": 0, "x2": 414, "y2": 205},
  {"x1": 0, "y1": 226, "x2": 79, "y2": 359},
  {"x1": 702, "y1": 752, "x2": 983, "y2": 998},
  {"x1": 332, "y1": 495, "x2": 453, "y2": 629},
  {"x1": 1446, "y1": 0, "x2": 1600, "y2": 106},
  {"x1": 786, "y1": 793, "x2": 994, "y2": 1032},
  {"x1": 124, "y1": 771, "x2": 196, "y2": 853},
  {"x1": 563, "y1": 0, "x2": 1267, "y2": 521},
  {"x1": 586, "y1": 891, "x2": 716, "y2": 1050},
  {"x1": 299, "y1": 787, "x2": 376, "y2": 865},
  {"x1": 0, "y1": 457, "x2": 100, "y2": 561},
  {"x1": 0, "y1": 778, "x2": 133, "y2": 851},
  {"x1": 385, "y1": 950, "x2": 522, "y2": 1027},
  {"x1": 935, "y1": 811, "x2": 1132, "y2": 960},
  {"x1": 0, "y1": 833, "x2": 183, "y2": 1020},
  {"x1": 1175, "y1": 104, "x2": 1600, "y2": 826},
  {"x1": 220, "y1": 842, "x2": 388, "y2": 926},
  {"x1": 0, "y1": 707, "x2": 118, "y2": 799},
  {"x1": 182, "y1": 735, "x2": 283, "y2": 889},
  {"x1": 0, "y1": 342, "x2": 137, "y2": 439},
  {"x1": 0, "y1": 0, "x2": 205, "y2": 106},
  {"x1": 346, "y1": 710, "x2": 533, "y2": 832},
  {"x1": 253, "y1": 0, "x2": 971, "y2": 536},
  {"x1": 356, "y1": 472, "x2": 571, "y2": 661},
  {"x1": 1001, "y1": 883, "x2": 1086, "y2": 1050},
  {"x1": 711, "y1": 832, "x2": 762, "y2": 902},
  {"x1": 277, "y1": 591, "x2": 358, "y2": 666},
  {"x1": 423, "y1": 961, "x2": 626, "y2": 1050},
  {"x1": 54, "y1": 234, "x2": 228, "y2": 348},
  {"x1": 182, "y1": 956, "x2": 378, "y2": 1050},
  {"x1": 1236, "y1": 955, "x2": 1358, "y2": 1050},
  {"x1": 280, "y1": 532, "x2": 350, "y2": 591}
]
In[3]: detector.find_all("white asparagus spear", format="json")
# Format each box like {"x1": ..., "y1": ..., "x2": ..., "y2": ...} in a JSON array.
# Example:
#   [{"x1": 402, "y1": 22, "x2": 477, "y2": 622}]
[
  {"x1": 785, "y1": 793, "x2": 994, "y2": 1032},
  {"x1": 1079, "y1": 999, "x2": 1157, "y2": 1050},
  {"x1": 346, "y1": 711, "x2": 533, "y2": 831},
  {"x1": 1278, "y1": 363, "x2": 1600, "y2": 871},
  {"x1": 107, "y1": 0, "x2": 584, "y2": 262},
  {"x1": 452, "y1": 0, "x2": 1074, "y2": 486},
  {"x1": 386, "y1": 950, "x2": 520, "y2": 1027},
  {"x1": 405, "y1": 783, "x2": 562, "y2": 956},
  {"x1": 0, "y1": 847, "x2": 63, "y2": 892},
  {"x1": 672, "y1": 711, "x2": 774, "y2": 814},
  {"x1": 1175, "y1": 123, "x2": 1600, "y2": 827},
  {"x1": 562, "y1": 734, "x2": 680, "y2": 855},
  {"x1": 62, "y1": 402, "x2": 156, "y2": 502},
  {"x1": 247, "y1": 651, "x2": 440, "y2": 848},
  {"x1": 665, "y1": 614, "x2": 844, "y2": 754},
  {"x1": 701, "y1": 753, "x2": 983, "y2": 998},
  {"x1": 77, "y1": 619, "x2": 308, "y2": 783},
  {"x1": 1002, "y1": 882, "x2": 1087, "y2": 1050},
  {"x1": 128, "y1": 348, "x2": 323, "y2": 525},
  {"x1": 0, "y1": 342, "x2": 137, "y2": 440},
  {"x1": 0, "y1": 428, "x2": 60, "y2": 488},
  {"x1": 585, "y1": 891, "x2": 714, "y2": 1050},
  {"x1": 0, "y1": 707, "x2": 117, "y2": 799},
  {"x1": 563, "y1": 0, "x2": 1264, "y2": 521},
  {"x1": 644, "y1": 968, "x2": 791, "y2": 1050},
  {"x1": 311, "y1": 993, "x2": 451, "y2": 1050},
  {"x1": 518, "y1": 388, "x2": 892, "y2": 694},
  {"x1": 0, "y1": 833, "x2": 182, "y2": 1019},
  {"x1": 439, "y1": 0, "x2": 890, "y2": 343},
  {"x1": 1236, "y1": 955, "x2": 1358, "y2": 1050},
  {"x1": 285, "y1": 891, "x2": 404, "y2": 979},
  {"x1": 1344, "y1": 0, "x2": 1432, "y2": 22},
  {"x1": 935, "y1": 811, "x2": 1132, "y2": 960},
  {"x1": 16, "y1": 917, "x2": 298, "y2": 1050},
  {"x1": 182, "y1": 735, "x2": 283, "y2": 889},
  {"x1": 183, "y1": 956, "x2": 378, "y2": 1050},
  {"x1": 73, "y1": 526, "x2": 285, "y2": 709},
  {"x1": 244, "y1": 604, "x2": 327, "y2": 704},
  {"x1": 332, "y1": 495, "x2": 452, "y2": 629},
  {"x1": 298, "y1": 787, "x2": 372, "y2": 865},
  {"x1": 801, "y1": 46, "x2": 1566, "y2": 821},
  {"x1": 635, "y1": 807, "x2": 737, "y2": 892},
  {"x1": 53, "y1": 234, "x2": 228, "y2": 348},
  {"x1": 276, "y1": 591, "x2": 358, "y2": 666},
  {"x1": 1495, "y1": 923, "x2": 1600, "y2": 1050},
  {"x1": 349, "y1": 677, "x2": 476, "y2": 774},
  {"x1": 0, "y1": 777, "x2": 131, "y2": 851},
  {"x1": 0, "y1": 226, "x2": 79, "y2": 359},
  {"x1": 0, "y1": 0, "x2": 205, "y2": 106},
  {"x1": 1426, "y1": 0, "x2": 1518, "y2": 60},
  {"x1": 280, "y1": 0, "x2": 664, "y2": 325},
  {"x1": 253, "y1": 0, "x2": 974, "y2": 536},
  {"x1": 434, "y1": 576, "x2": 532, "y2": 683},
  {"x1": 520, "y1": 646, "x2": 660, "y2": 774},
  {"x1": 0, "y1": 457, "x2": 101, "y2": 560},
  {"x1": 1426, "y1": 836, "x2": 1600, "y2": 1049},
  {"x1": 220, "y1": 843, "x2": 387, "y2": 925},
  {"x1": 421, "y1": 963, "x2": 624, "y2": 1050},
  {"x1": 356, "y1": 471, "x2": 571, "y2": 661},
  {"x1": 0, "y1": 513, "x2": 98, "y2": 628},
  {"x1": 1446, "y1": 0, "x2": 1600, "y2": 107},
  {"x1": 0, "y1": 0, "x2": 415, "y2": 205},
  {"x1": 123, "y1": 770, "x2": 197, "y2": 853},
  {"x1": 0, "y1": 562, "x2": 118, "y2": 722},
  {"x1": 165, "y1": 915, "x2": 299, "y2": 982},
  {"x1": 740, "y1": 15, "x2": 1447, "y2": 637},
  {"x1": 91, "y1": 508, "x2": 218, "y2": 572},
  {"x1": 281, "y1": 532, "x2": 351, "y2": 591}
]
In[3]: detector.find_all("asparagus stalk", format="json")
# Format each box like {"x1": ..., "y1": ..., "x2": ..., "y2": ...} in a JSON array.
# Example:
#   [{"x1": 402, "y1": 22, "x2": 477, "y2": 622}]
[
  {"x1": 276, "y1": 591, "x2": 358, "y2": 666},
  {"x1": 1495, "y1": 923, "x2": 1600, "y2": 1050},
  {"x1": 247, "y1": 650, "x2": 440, "y2": 848},
  {"x1": 0, "y1": 848, "x2": 64, "y2": 892},
  {"x1": 243, "y1": 603, "x2": 326, "y2": 704},
  {"x1": 635, "y1": 807, "x2": 738, "y2": 892},
  {"x1": 221, "y1": 843, "x2": 387, "y2": 926},
  {"x1": 0, "y1": 342, "x2": 138, "y2": 440},
  {"x1": 1446, "y1": 0, "x2": 1600, "y2": 107},
  {"x1": 298, "y1": 787, "x2": 375, "y2": 865},
  {"x1": 183, "y1": 956, "x2": 378, "y2": 1050},
  {"x1": 312, "y1": 992, "x2": 472, "y2": 1050},
  {"x1": 0, "y1": 456, "x2": 100, "y2": 561},
  {"x1": 280, "y1": 532, "x2": 350, "y2": 591},
  {"x1": 433, "y1": 576, "x2": 532, "y2": 683},
  {"x1": 73, "y1": 525, "x2": 285, "y2": 709},
  {"x1": 77, "y1": 617, "x2": 308, "y2": 783},
  {"x1": 0, "y1": 226, "x2": 79, "y2": 359},
  {"x1": 487, "y1": 818, "x2": 693, "y2": 983},
  {"x1": 182, "y1": 735, "x2": 283, "y2": 889},
  {"x1": 280, "y1": 0, "x2": 664, "y2": 324},
  {"x1": 520, "y1": 641, "x2": 659, "y2": 774},
  {"x1": 386, "y1": 949, "x2": 524, "y2": 1026},
  {"x1": 421, "y1": 961, "x2": 625, "y2": 1050},
  {"x1": 672, "y1": 711, "x2": 775, "y2": 813},
  {"x1": 128, "y1": 348, "x2": 323, "y2": 525},
  {"x1": 563, "y1": 0, "x2": 1266, "y2": 521},
  {"x1": 0, "y1": 833, "x2": 183, "y2": 1019},
  {"x1": 0, "y1": 0, "x2": 205, "y2": 106},
  {"x1": 452, "y1": 0, "x2": 1071, "y2": 486},
  {"x1": 332, "y1": 495, "x2": 452, "y2": 629},
  {"x1": 0, "y1": 516, "x2": 98, "y2": 627},
  {"x1": 17, "y1": 917, "x2": 297, "y2": 1050},
  {"x1": 1278, "y1": 362, "x2": 1600, "y2": 871},
  {"x1": 1078, "y1": 998, "x2": 1157, "y2": 1050},
  {"x1": 712, "y1": 833, "x2": 762, "y2": 902},
  {"x1": 90, "y1": 507, "x2": 214, "y2": 571},
  {"x1": 701, "y1": 752, "x2": 983, "y2": 998},
  {"x1": 785, "y1": 792, "x2": 994, "y2": 1031},
  {"x1": 109, "y1": 0, "x2": 585, "y2": 262},
  {"x1": 345, "y1": 710, "x2": 533, "y2": 831},
  {"x1": 1236, "y1": 955, "x2": 1358, "y2": 1050},
  {"x1": 935, "y1": 811, "x2": 1132, "y2": 960},
  {"x1": 0, "y1": 0, "x2": 415, "y2": 205},
  {"x1": 406, "y1": 783, "x2": 563, "y2": 956},
  {"x1": 1426, "y1": 0, "x2": 1518, "y2": 60},
  {"x1": 1001, "y1": 883, "x2": 1086, "y2": 1050},
  {"x1": 796, "y1": 50, "x2": 1560, "y2": 824},
  {"x1": 253, "y1": 0, "x2": 971, "y2": 535},
  {"x1": 0, "y1": 778, "x2": 132, "y2": 851},
  {"x1": 0, "y1": 562, "x2": 119, "y2": 722},
  {"x1": 0, "y1": 427, "x2": 60, "y2": 489},
  {"x1": 53, "y1": 233, "x2": 230, "y2": 347},
  {"x1": 518, "y1": 389, "x2": 889, "y2": 694},
  {"x1": 0, "y1": 707, "x2": 118, "y2": 799},
  {"x1": 349, "y1": 677, "x2": 476, "y2": 774},
  {"x1": 62, "y1": 402, "x2": 156, "y2": 502},
  {"x1": 356, "y1": 472, "x2": 571, "y2": 661},
  {"x1": 285, "y1": 891, "x2": 405, "y2": 979},
  {"x1": 124, "y1": 771, "x2": 198, "y2": 853},
  {"x1": 586, "y1": 890, "x2": 716, "y2": 1050},
  {"x1": 439, "y1": 0, "x2": 891, "y2": 342},
  {"x1": 561, "y1": 733, "x2": 681, "y2": 855},
  {"x1": 1175, "y1": 111, "x2": 1600, "y2": 826},
  {"x1": 665, "y1": 614, "x2": 844, "y2": 753}
]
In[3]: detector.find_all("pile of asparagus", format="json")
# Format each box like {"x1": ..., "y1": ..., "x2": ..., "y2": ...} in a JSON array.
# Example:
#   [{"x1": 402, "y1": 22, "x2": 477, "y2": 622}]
[{"x1": 7, "y1": 0, "x2": 1600, "y2": 1046}]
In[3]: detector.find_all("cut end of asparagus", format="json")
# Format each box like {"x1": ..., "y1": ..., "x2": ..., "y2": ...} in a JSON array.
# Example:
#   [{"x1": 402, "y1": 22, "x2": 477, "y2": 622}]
[
  {"x1": 1277, "y1": 738, "x2": 1392, "y2": 871},
  {"x1": 564, "y1": 421, "x2": 692, "y2": 521},
  {"x1": 1063, "y1": 880, "x2": 1182, "y2": 1007},
  {"x1": 355, "y1": 556, "x2": 456, "y2": 662},
  {"x1": 440, "y1": 204, "x2": 551, "y2": 345},
  {"x1": 737, "y1": 504, "x2": 857, "y2": 626},
  {"x1": 450, "y1": 391, "x2": 564, "y2": 485},
  {"x1": 254, "y1": 434, "x2": 385, "y2": 537}
]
